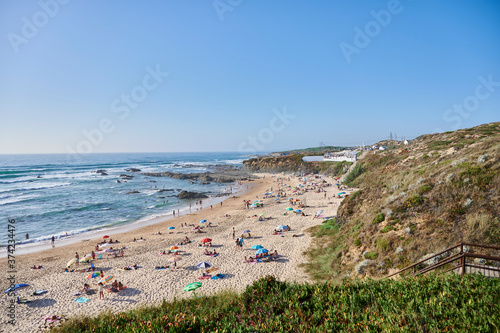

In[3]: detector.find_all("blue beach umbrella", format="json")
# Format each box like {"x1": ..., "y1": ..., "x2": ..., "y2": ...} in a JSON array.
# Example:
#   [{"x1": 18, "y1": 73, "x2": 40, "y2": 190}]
[
  {"x1": 277, "y1": 225, "x2": 287, "y2": 231},
  {"x1": 200, "y1": 219, "x2": 207, "y2": 223},
  {"x1": 251, "y1": 245, "x2": 263, "y2": 250},
  {"x1": 5, "y1": 284, "x2": 29, "y2": 293},
  {"x1": 255, "y1": 248, "x2": 269, "y2": 254},
  {"x1": 338, "y1": 192, "x2": 346, "y2": 195},
  {"x1": 294, "y1": 209, "x2": 302, "y2": 213},
  {"x1": 168, "y1": 226, "x2": 175, "y2": 230}
]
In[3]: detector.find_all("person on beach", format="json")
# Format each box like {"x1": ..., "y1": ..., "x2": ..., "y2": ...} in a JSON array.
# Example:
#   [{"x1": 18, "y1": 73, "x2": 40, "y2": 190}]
[
  {"x1": 100, "y1": 270, "x2": 104, "y2": 278},
  {"x1": 91, "y1": 251, "x2": 95, "y2": 261},
  {"x1": 75, "y1": 252, "x2": 79, "y2": 265},
  {"x1": 26, "y1": 233, "x2": 29, "y2": 240},
  {"x1": 232, "y1": 228, "x2": 235, "y2": 239},
  {"x1": 51, "y1": 236, "x2": 55, "y2": 248},
  {"x1": 81, "y1": 283, "x2": 90, "y2": 293},
  {"x1": 98, "y1": 282, "x2": 104, "y2": 299},
  {"x1": 173, "y1": 210, "x2": 175, "y2": 217}
]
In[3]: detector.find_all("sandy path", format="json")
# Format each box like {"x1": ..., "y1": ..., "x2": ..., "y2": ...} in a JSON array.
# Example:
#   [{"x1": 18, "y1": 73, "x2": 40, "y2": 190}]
[{"x1": 1, "y1": 173, "x2": 347, "y2": 333}]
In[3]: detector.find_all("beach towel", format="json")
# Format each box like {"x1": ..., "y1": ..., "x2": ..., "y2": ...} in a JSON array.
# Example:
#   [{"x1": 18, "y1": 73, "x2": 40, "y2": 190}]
[
  {"x1": 155, "y1": 266, "x2": 169, "y2": 270},
  {"x1": 16, "y1": 297, "x2": 31, "y2": 304},
  {"x1": 211, "y1": 274, "x2": 225, "y2": 280},
  {"x1": 74, "y1": 297, "x2": 90, "y2": 303},
  {"x1": 205, "y1": 267, "x2": 219, "y2": 274},
  {"x1": 42, "y1": 315, "x2": 63, "y2": 322},
  {"x1": 198, "y1": 275, "x2": 212, "y2": 280},
  {"x1": 30, "y1": 290, "x2": 47, "y2": 296}
]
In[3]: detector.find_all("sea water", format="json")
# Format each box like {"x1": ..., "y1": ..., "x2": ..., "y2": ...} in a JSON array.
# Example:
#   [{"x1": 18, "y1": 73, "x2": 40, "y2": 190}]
[{"x1": 0, "y1": 152, "x2": 248, "y2": 249}]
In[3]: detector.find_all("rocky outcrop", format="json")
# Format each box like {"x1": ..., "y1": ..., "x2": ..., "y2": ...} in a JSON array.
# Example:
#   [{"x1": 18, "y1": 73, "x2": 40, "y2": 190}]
[
  {"x1": 177, "y1": 191, "x2": 208, "y2": 199},
  {"x1": 126, "y1": 190, "x2": 140, "y2": 194},
  {"x1": 141, "y1": 169, "x2": 253, "y2": 183},
  {"x1": 126, "y1": 168, "x2": 141, "y2": 172}
]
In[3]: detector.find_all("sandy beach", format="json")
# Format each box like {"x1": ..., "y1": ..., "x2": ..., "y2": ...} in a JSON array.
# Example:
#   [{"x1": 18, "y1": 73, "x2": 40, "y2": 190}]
[{"x1": 1, "y1": 173, "x2": 349, "y2": 333}]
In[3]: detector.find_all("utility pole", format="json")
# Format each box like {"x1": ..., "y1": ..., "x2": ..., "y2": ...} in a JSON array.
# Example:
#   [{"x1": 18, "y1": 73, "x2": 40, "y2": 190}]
[{"x1": 390, "y1": 132, "x2": 393, "y2": 141}]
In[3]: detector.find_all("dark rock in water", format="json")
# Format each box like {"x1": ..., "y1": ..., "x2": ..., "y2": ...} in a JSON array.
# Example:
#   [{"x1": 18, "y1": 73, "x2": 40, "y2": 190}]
[
  {"x1": 94, "y1": 169, "x2": 107, "y2": 173},
  {"x1": 116, "y1": 180, "x2": 121, "y2": 183},
  {"x1": 176, "y1": 189, "x2": 182, "y2": 191},
  {"x1": 99, "y1": 172, "x2": 108, "y2": 176},
  {"x1": 120, "y1": 174, "x2": 134, "y2": 178},
  {"x1": 157, "y1": 189, "x2": 174, "y2": 192},
  {"x1": 126, "y1": 190, "x2": 140, "y2": 194},
  {"x1": 177, "y1": 191, "x2": 208, "y2": 199},
  {"x1": 126, "y1": 168, "x2": 141, "y2": 172}
]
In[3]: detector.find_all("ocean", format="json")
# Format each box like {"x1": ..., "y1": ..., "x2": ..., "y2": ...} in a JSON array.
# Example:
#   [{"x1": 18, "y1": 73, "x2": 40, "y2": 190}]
[{"x1": 0, "y1": 152, "x2": 249, "y2": 249}]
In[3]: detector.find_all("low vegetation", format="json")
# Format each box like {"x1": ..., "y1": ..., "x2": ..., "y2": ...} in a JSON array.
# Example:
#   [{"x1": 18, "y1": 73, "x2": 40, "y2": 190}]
[
  {"x1": 52, "y1": 274, "x2": 499, "y2": 333},
  {"x1": 305, "y1": 122, "x2": 500, "y2": 282}
]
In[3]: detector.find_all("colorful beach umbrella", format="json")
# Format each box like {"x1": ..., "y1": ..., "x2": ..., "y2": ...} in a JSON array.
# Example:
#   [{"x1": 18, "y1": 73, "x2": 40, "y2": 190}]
[
  {"x1": 168, "y1": 226, "x2": 175, "y2": 230},
  {"x1": 256, "y1": 248, "x2": 269, "y2": 254},
  {"x1": 99, "y1": 275, "x2": 113, "y2": 284},
  {"x1": 251, "y1": 245, "x2": 263, "y2": 250},
  {"x1": 170, "y1": 246, "x2": 179, "y2": 250},
  {"x1": 184, "y1": 282, "x2": 202, "y2": 293},
  {"x1": 200, "y1": 238, "x2": 212, "y2": 243},
  {"x1": 169, "y1": 256, "x2": 181, "y2": 262},
  {"x1": 66, "y1": 258, "x2": 77, "y2": 268},
  {"x1": 86, "y1": 272, "x2": 100, "y2": 279},
  {"x1": 196, "y1": 262, "x2": 212, "y2": 269}
]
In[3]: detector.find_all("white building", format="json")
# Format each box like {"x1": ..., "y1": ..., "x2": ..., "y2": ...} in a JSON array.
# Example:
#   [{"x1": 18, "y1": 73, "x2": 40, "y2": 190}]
[{"x1": 323, "y1": 151, "x2": 357, "y2": 162}]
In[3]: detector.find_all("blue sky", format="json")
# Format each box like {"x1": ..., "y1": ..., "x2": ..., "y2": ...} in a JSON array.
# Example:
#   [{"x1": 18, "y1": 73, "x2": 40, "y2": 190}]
[{"x1": 1, "y1": 0, "x2": 499, "y2": 154}]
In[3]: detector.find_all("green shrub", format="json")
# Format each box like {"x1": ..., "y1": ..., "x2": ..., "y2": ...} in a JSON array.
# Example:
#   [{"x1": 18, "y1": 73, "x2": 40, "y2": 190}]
[
  {"x1": 405, "y1": 195, "x2": 424, "y2": 208},
  {"x1": 418, "y1": 185, "x2": 432, "y2": 194},
  {"x1": 364, "y1": 252, "x2": 378, "y2": 259},
  {"x1": 349, "y1": 190, "x2": 362, "y2": 201},
  {"x1": 354, "y1": 239, "x2": 361, "y2": 247},
  {"x1": 372, "y1": 213, "x2": 385, "y2": 224},
  {"x1": 377, "y1": 238, "x2": 390, "y2": 251},
  {"x1": 380, "y1": 225, "x2": 395, "y2": 233},
  {"x1": 343, "y1": 163, "x2": 363, "y2": 185}
]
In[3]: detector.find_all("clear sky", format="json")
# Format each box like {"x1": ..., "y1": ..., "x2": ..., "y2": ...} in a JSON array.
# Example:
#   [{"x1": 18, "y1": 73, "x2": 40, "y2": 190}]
[{"x1": 1, "y1": 0, "x2": 499, "y2": 154}]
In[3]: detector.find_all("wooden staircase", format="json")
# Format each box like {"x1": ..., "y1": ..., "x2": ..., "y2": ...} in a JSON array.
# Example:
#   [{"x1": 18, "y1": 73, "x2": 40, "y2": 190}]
[{"x1": 386, "y1": 243, "x2": 500, "y2": 279}]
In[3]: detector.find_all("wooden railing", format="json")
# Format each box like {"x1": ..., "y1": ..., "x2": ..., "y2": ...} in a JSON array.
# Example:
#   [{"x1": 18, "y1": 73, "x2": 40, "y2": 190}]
[{"x1": 386, "y1": 243, "x2": 500, "y2": 279}]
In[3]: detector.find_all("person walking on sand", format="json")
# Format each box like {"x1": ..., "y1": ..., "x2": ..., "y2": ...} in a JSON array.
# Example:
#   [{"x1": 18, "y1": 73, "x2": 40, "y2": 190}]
[
  {"x1": 51, "y1": 236, "x2": 55, "y2": 248},
  {"x1": 75, "y1": 252, "x2": 80, "y2": 265},
  {"x1": 232, "y1": 228, "x2": 235, "y2": 239},
  {"x1": 173, "y1": 210, "x2": 175, "y2": 217},
  {"x1": 98, "y1": 282, "x2": 104, "y2": 299}
]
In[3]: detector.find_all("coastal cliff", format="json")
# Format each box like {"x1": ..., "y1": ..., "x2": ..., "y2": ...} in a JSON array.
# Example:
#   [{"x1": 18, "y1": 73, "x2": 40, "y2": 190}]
[
  {"x1": 243, "y1": 154, "x2": 351, "y2": 176},
  {"x1": 304, "y1": 122, "x2": 500, "y2": 281}
]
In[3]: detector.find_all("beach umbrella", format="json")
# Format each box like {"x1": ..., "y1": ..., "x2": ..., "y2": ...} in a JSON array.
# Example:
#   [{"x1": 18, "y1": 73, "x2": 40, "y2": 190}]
[
  {"x1": 200, "y1": 219, "x2": 207, "y2": 223},
  {"x1": 256, "y1": 248, "x2": 269, "y2": 254},
  {"x1": 277, "y1": 225, "x2": 287, "y2": 231},
  {"x1": 183, "y1": 282, "x2": 202, "y2": 297},
  {"x1": 242, "y1": 230, "x2": 250, "y2": 234},
  {"x1": 294, "y1": 209, "x2": 302, "y2": 213},
  {"x1": 170, "y1": 246, "x2": 179, "y2": 250},
  {"x1": 196, "y1": 262, "x2": 212, "y2": 269},
  {"x1": 285, "y1": 207, "x2": 293, "y2": 211},
  {"x1": 5, "y1": 284, "x2": 29, "y2": 293},
  {"x1": 259, "y1": 213, "x2": 265, "y2": 216},
  {"x1": 169, "y1": 256, "x2": 181, "y2": 262},
  {"x1": 99, "y1": 275, "x2": 113, "y2": 284},
  {"x1": 200, "y1": 238, "x2": 212, "y2": 243},
  {"x1": 86, "y1": 272, "x2": 100, "y2": 279},
  {"x1": 335, "y1": 183, "x2": 340, "y2": 186},
  {"x1": 316, "y1": 210, "x2": 324, "y2": 216},
  {"x1": 251, "y1": 245, "x2": 263, "y2": 250},
  {"x1": 66, "y1": 258, "x2": 77, "y2": 268},
  {"x1": 102, "y1": 235, "x2": 109, "y2": 239},
  {"x1": 168, "y1": 226, "x2": 175, "y2": 230},
  {"x1": 274, "y1": 198, "x2": 279, "y2": 201},
  {"x1": 338, "y1": 192, "x2": 346, "y2": 195}
]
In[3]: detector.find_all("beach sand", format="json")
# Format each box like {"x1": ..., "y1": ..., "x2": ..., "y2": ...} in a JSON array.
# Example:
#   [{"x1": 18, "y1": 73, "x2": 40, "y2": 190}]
[{"x1": 1, "y1": 173, "x2": 349, "y2": 333}]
